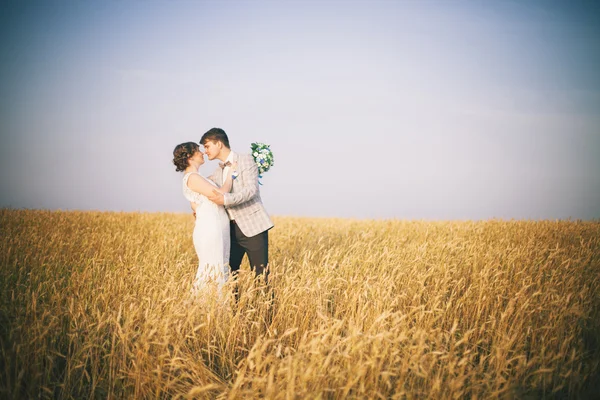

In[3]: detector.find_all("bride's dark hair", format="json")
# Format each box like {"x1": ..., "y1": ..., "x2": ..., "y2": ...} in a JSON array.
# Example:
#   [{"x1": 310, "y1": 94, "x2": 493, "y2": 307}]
[{"x1": 173, "y1": 142, "x2": 200, "y2": 172}]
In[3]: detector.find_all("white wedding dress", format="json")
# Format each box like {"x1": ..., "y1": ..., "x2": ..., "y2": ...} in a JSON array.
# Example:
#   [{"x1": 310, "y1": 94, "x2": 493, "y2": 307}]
[{"x1": 182, "y1": 172, "x2": 230, "y2": 295}]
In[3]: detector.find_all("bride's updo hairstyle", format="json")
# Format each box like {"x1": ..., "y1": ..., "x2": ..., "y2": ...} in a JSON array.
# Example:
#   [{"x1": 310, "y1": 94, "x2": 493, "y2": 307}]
[{"x1": 173, "y1": 142, "x2": 200, "y2": 172}]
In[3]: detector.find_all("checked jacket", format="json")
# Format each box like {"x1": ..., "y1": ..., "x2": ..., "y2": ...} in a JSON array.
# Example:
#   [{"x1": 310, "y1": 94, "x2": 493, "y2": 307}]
[{"x1": 208, "y1": 152, "x2": 274, "y2": 238}]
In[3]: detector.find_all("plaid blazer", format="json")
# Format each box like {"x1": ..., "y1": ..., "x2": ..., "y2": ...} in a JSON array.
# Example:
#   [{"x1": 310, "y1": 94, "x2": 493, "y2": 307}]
[{"x1": 208, "y1": 152, "x2": 274, "y2": 238}]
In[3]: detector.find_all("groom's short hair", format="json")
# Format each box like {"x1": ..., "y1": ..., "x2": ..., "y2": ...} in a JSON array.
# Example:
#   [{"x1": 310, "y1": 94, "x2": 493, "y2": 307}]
[{"x1": 200, "y1": 128, "x2": 230, "y2": 149}]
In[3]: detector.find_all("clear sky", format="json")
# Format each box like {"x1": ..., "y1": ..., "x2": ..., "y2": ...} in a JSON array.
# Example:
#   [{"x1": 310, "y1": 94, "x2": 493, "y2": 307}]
[{"x1": 1, "y1": 0, "x2": 599, "y2": 220}]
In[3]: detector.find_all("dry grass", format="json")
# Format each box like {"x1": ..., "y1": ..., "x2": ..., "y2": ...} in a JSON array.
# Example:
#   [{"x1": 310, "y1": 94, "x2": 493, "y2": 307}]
[{"x1": 1, "y1": 209, "x2": 599, "y2": 399}]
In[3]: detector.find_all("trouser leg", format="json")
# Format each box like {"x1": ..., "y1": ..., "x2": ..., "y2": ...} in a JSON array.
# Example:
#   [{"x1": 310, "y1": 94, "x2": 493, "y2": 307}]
[
  {"x1": 237, "y1": 228, "x2": 269, "y2": 285},
  {"x1": 231, "y1": 223, "x2": 269, "y2": 283},
  {"x1": 232, "y1": 224, "x2": 273, "y2": 323},
  {"x1": 229, "y1": 221, "x2": 246, "y2": 275},
  {"x1": 229, "y1": 221, "x2": 246, "y2": 302}
]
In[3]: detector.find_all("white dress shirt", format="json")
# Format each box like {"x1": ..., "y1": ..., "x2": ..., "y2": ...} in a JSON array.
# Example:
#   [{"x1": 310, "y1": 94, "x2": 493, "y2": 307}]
[{"x1": 223, "y1": 151, "x2": 235, "y2": 220}]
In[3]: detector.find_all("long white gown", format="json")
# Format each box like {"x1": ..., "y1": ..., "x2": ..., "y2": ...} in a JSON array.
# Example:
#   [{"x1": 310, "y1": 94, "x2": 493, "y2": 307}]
[{"x1": 182, "y1": 172, "x2": 230, "y2": 294}]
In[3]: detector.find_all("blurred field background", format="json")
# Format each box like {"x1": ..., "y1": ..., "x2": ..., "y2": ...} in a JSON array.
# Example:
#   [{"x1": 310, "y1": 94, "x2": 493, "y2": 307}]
[{"x1": 1, "y1": 209, "x2": 599, "y2": 399}]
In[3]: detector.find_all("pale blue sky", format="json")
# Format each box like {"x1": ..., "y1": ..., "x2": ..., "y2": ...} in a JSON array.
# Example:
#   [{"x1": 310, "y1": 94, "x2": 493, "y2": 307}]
[{"x1": 1, "y1": 0, "x2": 599, "y2": 219}]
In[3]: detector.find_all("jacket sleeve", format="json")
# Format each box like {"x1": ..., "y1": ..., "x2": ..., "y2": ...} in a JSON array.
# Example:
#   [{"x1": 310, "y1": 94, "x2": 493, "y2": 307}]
[{"x1": 223, "y1": 154, "x2": 259, "y2": 206}]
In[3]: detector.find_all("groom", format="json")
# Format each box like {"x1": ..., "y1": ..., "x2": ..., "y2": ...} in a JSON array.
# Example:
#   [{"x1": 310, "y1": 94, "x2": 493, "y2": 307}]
[{"x1": 201, "y1": 128, "x2": 274, "y2": 284}]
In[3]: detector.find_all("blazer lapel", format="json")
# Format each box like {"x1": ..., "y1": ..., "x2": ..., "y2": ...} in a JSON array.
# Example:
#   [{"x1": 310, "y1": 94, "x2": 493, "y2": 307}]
[{"x1": 231, "y1": 152, "x2": 239, "y2": 191}]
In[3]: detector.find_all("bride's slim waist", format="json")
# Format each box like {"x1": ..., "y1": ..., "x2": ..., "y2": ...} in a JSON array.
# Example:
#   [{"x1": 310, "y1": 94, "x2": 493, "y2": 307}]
[
  {"x1": 195, "y1": 204, "x2": 228, "y2": 217},
  {"x1": 196, "y1": 201, "x2": 225, "y2": 211}
]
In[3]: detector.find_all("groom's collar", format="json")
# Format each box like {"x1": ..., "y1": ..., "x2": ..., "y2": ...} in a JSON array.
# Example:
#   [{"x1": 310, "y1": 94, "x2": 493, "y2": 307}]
[{"x1": 226, "y1": 151, "x2": 236, "y2": 163}]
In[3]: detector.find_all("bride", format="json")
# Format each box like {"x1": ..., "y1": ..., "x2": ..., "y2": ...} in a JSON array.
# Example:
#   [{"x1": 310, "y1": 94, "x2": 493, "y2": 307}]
[{"x1": 173, "y1": 142, "x2": 235, "y2": 295}]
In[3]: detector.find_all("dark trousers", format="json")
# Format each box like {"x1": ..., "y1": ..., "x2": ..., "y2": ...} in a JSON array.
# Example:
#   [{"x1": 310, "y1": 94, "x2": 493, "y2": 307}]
[{"x1": 229, "y1": 221, "x2": 269, "y2": 284}]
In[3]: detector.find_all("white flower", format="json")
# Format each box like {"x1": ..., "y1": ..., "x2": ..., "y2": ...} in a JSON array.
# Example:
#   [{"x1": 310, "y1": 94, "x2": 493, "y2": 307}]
[{"x1": 251, "y1": 141, "x2": 273, "y2": 182}]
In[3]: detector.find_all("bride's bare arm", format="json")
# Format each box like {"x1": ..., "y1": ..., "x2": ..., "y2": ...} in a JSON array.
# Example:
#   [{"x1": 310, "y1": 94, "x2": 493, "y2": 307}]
[{"x1": 187, "y1": 174, "x2": 223, "y2": 198}]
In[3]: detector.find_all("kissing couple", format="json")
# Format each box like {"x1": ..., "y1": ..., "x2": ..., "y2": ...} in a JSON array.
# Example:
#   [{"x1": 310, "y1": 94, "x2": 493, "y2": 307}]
[{"x1": 173, "y1": 128, "x2": 274, "y2": 298}]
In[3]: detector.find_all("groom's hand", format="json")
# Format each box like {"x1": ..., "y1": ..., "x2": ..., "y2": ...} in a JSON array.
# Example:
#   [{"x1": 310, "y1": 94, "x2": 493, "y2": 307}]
[{"x1": 208, "y1": 189, "x2": 225, "y2": 205}]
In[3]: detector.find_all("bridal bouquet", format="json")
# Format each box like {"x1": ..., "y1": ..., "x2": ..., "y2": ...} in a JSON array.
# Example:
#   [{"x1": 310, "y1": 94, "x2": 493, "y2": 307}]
[{"x1": 251, "y1": 142, "x2": 274, "y2": 184}]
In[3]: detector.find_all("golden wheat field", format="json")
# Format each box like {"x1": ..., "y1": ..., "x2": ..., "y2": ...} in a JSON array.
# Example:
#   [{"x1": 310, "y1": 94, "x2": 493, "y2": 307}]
[{"x1": 1, "y1": 209, "x2": 599, "y2": 399}]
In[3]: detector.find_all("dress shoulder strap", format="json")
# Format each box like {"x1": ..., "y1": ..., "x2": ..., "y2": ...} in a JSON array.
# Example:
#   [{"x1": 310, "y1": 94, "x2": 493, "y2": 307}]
[
  {"x1": 183, "y1": 171, "x2": 199, "y2": 182},
  {"x1": 184, "y1": 172, "x2": 212, "y2": 190}
]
